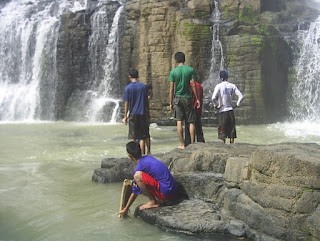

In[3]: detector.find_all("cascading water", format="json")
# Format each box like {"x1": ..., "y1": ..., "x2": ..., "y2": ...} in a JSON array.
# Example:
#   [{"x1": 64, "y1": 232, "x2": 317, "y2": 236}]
[
  {"x1": 85, "y1": 4, "x2": 124, "y2": 123},
  {"x1": 201, "y1": 0, "x2": 224, "y2": 122},
  {"x1": 202, "y1": 0, "x2": 224, "y2": 92},
  {"x1": 289, "y1": 15, "x2": 320, "y2": 122},
  {"x1": 269, "y1": 14, "x2": 320, "y2": 140},
  {"x1": 208, "y1": 0, "x2": 225, "y2": 81},
  {"x1": 0, "y1": 0, "x2": 123, "y2": 123},
  {"x1": 0, "y1": 0, "x2": 88, "y2": 122}
]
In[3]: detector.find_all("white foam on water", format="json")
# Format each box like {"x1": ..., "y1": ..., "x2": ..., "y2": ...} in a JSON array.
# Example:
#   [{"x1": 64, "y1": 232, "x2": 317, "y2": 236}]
[{"x1": 269, "y1": 121, "x2": 320, "y2": 142}]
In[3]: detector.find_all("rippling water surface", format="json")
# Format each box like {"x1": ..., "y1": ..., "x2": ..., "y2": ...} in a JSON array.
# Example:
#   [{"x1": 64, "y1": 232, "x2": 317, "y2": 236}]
[{"x1": 0, "y1": 122, "x2": 319, "y2": 241}]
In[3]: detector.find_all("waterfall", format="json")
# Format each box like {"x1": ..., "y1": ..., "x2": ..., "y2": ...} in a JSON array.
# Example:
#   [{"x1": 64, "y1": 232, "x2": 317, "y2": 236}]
[
  {"x1": 209, "y1": 0, "x2": 225, "y2": 79},
  {"x1": 0, "y1": 0, "x2": 87, "y2": 122},
  {"x1": 0, "y1": 0, "x2": 123, "y2": 123},
  {"x1": 203, "y1": 0, "x2": 224, "y2": 89},
  {"x1": 289, "y1": 15, "x2": 320, "y2": 122},
  {"x1": 85, "y1": 4, "x2": 124, "y2": 123},
  {"x1": 198, "y1": 0, "x2": 225, "y2": 123}
]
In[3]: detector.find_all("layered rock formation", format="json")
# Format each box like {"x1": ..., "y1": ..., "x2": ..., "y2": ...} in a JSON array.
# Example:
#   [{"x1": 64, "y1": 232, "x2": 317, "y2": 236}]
[
  {"x1": 56, "y1": 2, "x2": 121, "y2": 121},
  {"x1": 53, "y1": 0, "x2": 320, "y2": 124},
  {"x1": 92, "y1": 142, "x2": 320, "y2": 241},
  {"x1": 118, "y1": 0, "x2": 213, "y2": 125},
  {"x1": 118, "y1": 0, "x2": 320, "y2": 125}
]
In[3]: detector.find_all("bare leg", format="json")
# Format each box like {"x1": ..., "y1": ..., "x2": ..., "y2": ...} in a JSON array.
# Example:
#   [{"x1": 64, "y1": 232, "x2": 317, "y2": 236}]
[
  {"x1": 177, "y1": 120, "x2": 185, "y2": 149},
  {"x1": 134, "y1": 171, "x2": 161, "y2": 210},
  {"x1": 230, "y1": 138, "x2": 234, "y2": 144},
  {"x1": 146, "y1": 137, "x2": 151, "y2": 154},
  {"x1": 189, "y1": 122, "x2": 196, "y2": 144},
  {"x1": 139, "y1": 139, "x2": 146, "y2": 155}
]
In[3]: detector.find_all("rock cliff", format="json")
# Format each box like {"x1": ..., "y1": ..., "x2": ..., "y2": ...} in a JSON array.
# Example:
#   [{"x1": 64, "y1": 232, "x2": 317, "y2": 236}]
[
  {"x1": 54, "y1": 0, "x2": 320, "y2": 124},
  {"x1": 117, "y1": 0, "x2": 320, "y2": 125},
  {"x1": 92, "y1": 142, "x2": 320, "y2": 241}
]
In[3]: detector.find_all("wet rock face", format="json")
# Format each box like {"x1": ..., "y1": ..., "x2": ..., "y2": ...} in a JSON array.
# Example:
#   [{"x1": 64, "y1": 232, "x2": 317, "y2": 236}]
[
  {"x1": 118, "y1": 0, "x2": 320, "y2": 125},
  {"x1": 55, "y1": 1, "x2": 121, "y2": 121},
  {"x1": 53, "y1": 0, "x2": 319, "y2": 124},
  {"x1": 92, "y1": 142, "x2": 320, "y2": 240},
  {"x1": 118, "y1": 0, "x2": 213, "y2": 125}
]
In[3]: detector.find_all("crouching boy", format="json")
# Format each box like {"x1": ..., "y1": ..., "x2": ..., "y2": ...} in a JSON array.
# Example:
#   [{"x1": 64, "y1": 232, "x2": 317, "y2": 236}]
[{"x1": 118, "y1": 141, "x2": 178, "y2": 215}]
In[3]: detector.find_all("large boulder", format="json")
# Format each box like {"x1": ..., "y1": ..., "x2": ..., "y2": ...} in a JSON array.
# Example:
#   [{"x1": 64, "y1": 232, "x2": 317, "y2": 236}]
[{"x1": 92, "y1": 142, "x2": 320, "y2": 240}]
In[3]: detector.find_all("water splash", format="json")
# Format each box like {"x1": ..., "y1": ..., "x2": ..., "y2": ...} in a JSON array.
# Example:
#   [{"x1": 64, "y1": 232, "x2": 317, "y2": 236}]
[
  {"x1": 0, "y1": 0, "x2": 87, "y2": 121},
  {"x1": 86, "y1": 4, "x2": 124, "y2": 123},
  {"x1": 0, "y1": 0, "x2": 122, "y2": 123},
  {"x1": 289, "y1": 16, "x2": 320, "y2": 122}
]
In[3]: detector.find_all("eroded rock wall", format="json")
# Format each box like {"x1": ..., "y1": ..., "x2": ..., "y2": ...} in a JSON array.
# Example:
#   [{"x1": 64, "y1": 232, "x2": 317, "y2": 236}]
[
  {"x1": 117, "y1": 0, "x2": 320, "y2": 125},
  {"x1": 224, "y1": 143, "x2": 320, "y2": 240},
  {"x1": 55, "y1": 0, "x2": 319, "y2": 124},
  {"x1": 119, "y1": 0, "x2": 213, "y2": 125}
]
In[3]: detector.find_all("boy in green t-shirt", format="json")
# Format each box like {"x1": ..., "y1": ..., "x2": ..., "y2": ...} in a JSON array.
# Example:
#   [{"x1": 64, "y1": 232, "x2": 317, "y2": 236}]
[{"x1": 169, "y1": 52, "x2": 200, "y2": 149}]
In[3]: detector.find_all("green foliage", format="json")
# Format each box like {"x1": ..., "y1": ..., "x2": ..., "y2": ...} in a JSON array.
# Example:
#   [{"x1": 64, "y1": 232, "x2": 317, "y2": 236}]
[
  {"x1": 226, "y1": 54, "x2": 236, "y2": 68},
  {"x1": 239, "y1": 6, "x2": 259, "y2": 25},
  {"x1": 298, "y1": 187, "x2": 316, "y2": 198},
  {"x1": 183, "y1": 22, "x2": 196, "y2": 37},
  {"x1": 174, "y1": 19, "x2": 179, "y2": 29},
  {"x1": 258, "y1": 24, "x2": 270, "y2": 36},
  {"x1": 221, "y1": 4, "x2": 260, "y2": 25},
  {"x1": 182, "y1": 22, "x2": 210, "y2": 39},
  {"x1": 250, "y1": 35, "x2": 265, "y2": 57},
  {"x1": 221, "y1": 5, "x2": 236, "y2": 20},
  {"x1": 194, "y1": 10, "x2": 210, "y2": 19},
  {"x1": 303, "y1": 188, "x2": 315, "y2": 193},
  {"x1": 251, "y1": 35, "x2": 263, "y2": 46},
  {"x1": 141, "y1": 7, "x2": 150, "y2": 19}
]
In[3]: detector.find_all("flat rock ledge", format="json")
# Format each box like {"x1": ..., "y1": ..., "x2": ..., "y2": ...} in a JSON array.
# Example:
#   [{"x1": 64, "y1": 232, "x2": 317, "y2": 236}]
[{"x1": 92, "y1": 142, "x2": 320, "y2": 241}]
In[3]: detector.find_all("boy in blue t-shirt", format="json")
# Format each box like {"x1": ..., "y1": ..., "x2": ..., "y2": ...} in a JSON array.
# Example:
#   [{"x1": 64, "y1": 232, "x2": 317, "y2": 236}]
[
  {"x1": 122, "y1": 69, "x2": 150, "y2": 154},
  {"x1": 118, "y1": 141, "x2": 178, "y2": 215}
]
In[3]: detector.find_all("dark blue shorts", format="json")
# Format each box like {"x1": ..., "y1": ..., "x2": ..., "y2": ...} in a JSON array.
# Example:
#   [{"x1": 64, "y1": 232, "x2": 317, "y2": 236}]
[{"x1": 128, "y1": 114, "x2": 149, "y2": 140}]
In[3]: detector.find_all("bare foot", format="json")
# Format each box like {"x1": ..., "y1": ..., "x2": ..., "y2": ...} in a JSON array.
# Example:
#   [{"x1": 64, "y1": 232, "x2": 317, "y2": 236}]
[
  {"x1": 139, "y1": 201, "x2": 160, "y2": 210},
  {"x1": 177, "y1": 145, "x2": 185, "y2": 149}
]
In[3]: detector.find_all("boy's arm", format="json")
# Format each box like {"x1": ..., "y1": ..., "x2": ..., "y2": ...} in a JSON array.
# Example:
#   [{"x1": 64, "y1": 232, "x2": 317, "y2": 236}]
[
  {"x1": 117, "y1": 193, "x2": 138, "y2": 216},
  {"x1": 191, "y1": 79, "x2": 200, "y2": 108},
  {"x1": 235, "y1": 86, "x2": 243, "y2": 107},
  {"x1": 121, "y1": 101, "x2": 129, "y2": 125},
  {"x1": 212, "y1": 86, "x2": 219, "y2": 108},
  {"x1": 169, "y1": 82, "x2": 174, "y2": 112}
]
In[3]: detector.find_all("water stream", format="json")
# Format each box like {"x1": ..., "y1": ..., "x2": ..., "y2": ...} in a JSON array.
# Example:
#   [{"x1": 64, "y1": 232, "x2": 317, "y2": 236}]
[
  {"x1": 0, "y1": 0, "x2": 122, "y2": 122},
  {"x1": 0, "y1": 122, "x2": 251, "y2": 241},
  {"x1": 0, "y1": 122, "x2": 319, "y2": 241},
  {"x1": 288, "y1": 15, "x2": 320, "y2": 122},
  {"x1": 203, "y1": 0, "x2": 224, "y2": 91}
]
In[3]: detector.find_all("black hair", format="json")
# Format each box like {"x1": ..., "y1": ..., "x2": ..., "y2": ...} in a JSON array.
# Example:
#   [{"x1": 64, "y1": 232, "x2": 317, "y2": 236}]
[
  {"x1": 219, "y1": 70, "x2": 228, "y2": 81},
  {"x1": 126, "y1": 141, "x2": 142, "y2": 159},
  {"x1": 129, "y1": 69, "x2": 139, "y2": 79},
  {"x1": 174, "y1": 52, "x2": 185, "y2": 63}
]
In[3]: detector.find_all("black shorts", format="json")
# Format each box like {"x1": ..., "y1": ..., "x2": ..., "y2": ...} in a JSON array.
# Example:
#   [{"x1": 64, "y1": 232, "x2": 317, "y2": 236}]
[
  {"x1": 128, "y1": 114, "x2": 150, "y2": 140},
  {"x1": 217, "y1": 110, "x2": 237, "y2": 140}
]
